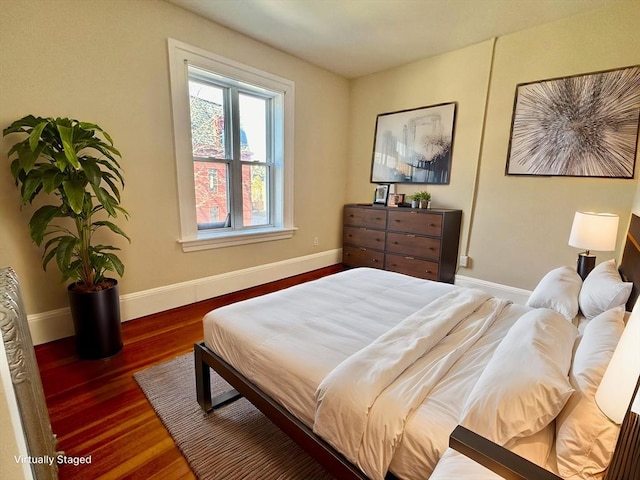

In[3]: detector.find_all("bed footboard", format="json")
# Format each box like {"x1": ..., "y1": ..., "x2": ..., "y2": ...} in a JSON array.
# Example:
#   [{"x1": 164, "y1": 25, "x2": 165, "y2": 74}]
[
  {"x1": 450, "y1": 425, "x2": 562, "y2": 480},
  {"x1": 193, "y1": 341, "x2": 383, "y2": 480}
]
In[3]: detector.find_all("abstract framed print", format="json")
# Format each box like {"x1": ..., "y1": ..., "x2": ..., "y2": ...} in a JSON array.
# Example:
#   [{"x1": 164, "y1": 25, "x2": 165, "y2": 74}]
[
  {"x1": 371, "y1": 102, "x2": 457, "y2": 184},
  {"x1": 506, "y1": 65, "x2": 640, "y2": 178}
]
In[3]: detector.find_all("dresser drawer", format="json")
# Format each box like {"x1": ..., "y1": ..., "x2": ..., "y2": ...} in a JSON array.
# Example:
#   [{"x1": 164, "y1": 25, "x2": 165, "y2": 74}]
[
  {"x1": 342, "y1": 204, "x2": 461, "y2": 283},
  {"x1": 387, "y1": 210, "x2": 442, "y2": 236},
  {"x1": 344, "y1": 226, "x2": 386, "y2": 250},
  {"x1": 344, "y1": 206, "x2": 387, "y2": 229},
  {"x1": 385, "y1": 253, "x2": 439, "y2": 280},
  {"x1": 342, "y1": 245, "x2": 385, "y2": 269},
  {"x1": 386, "y1": 232, "x2": 441, "y2": 261}
]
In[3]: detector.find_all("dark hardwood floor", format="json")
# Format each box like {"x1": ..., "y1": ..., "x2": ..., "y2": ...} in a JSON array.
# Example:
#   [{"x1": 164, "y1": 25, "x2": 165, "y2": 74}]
[{"x1": 34, "y1": 265, "x2": 343, "y2": 480}]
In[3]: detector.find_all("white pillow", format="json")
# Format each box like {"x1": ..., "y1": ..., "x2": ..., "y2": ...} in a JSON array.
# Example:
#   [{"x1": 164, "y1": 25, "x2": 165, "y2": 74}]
[
  {"x1": 555, "y1": 306, "x2": 625, "y2": 479},
  {"x1": 460, "y1": 308, "x2": 577, "y2": 446},
  {"x1": 526, "y1": 266, "x2": 582, "y2": 320},
  {"x1": 430, "y1": 448, "x2": 503, "y2": 480},
  {"x1": 579, "y1": 259, "x2": 632, "y2": 319}
]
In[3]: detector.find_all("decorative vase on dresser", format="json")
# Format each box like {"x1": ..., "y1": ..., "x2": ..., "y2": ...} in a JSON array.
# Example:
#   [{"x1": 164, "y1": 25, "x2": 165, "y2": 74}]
[{"x1": 342, "y1": 204, "x2": 462, "y2": 283}]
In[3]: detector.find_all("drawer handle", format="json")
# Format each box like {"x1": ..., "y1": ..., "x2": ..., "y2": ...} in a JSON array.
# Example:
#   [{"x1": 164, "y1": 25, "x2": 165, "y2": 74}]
[
  {"x1": 373, "y1": 259, "x2": 379, "y2": 263},
  {"x1": 359, "y1": 247, "x2": 367, "y2": 251},
  {"x1": 429, "y1": 223, "x2": 436, "y2": 227},
  {"x1": 406, "y1": 234, "x2": 416, "y2": 238},
  {"x1": 405, "y1": 256, "x2": 415, "y2": 260}
]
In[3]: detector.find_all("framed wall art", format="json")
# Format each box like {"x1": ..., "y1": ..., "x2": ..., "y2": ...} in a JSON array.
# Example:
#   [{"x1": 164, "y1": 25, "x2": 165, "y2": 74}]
[
  {"x1": 506, "y1": 65, "x2": 640, "y2": 178},
  {"x1": 371, "y1": 102, "x2": 457, "y2": 184}
]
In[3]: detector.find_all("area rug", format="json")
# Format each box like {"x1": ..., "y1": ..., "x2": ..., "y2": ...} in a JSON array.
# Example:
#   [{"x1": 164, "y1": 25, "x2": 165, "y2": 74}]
[{"x1": 134, "y1": 353, "x2": 335, "y2": 480}]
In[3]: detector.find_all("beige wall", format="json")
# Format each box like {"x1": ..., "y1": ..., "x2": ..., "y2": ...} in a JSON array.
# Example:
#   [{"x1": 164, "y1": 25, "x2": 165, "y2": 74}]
[
  {"x1": 634, "y1": 180, "x2": 640, "y2": 215},
  {"x1": 348, "y1": 2, "x2": 640, "y2": 290},
  {"x1": 347, "y1": 40, "x2": 495, "y2": 259},
  {"x1": 0, "y1": 0, "x2": 349, "y2": 315},
  {"x1": 472, "y1": 3, "x2": 640, "y2": 289},
  {"x1": 1, "y1": 0, "x2": 639, "y2": 331}
]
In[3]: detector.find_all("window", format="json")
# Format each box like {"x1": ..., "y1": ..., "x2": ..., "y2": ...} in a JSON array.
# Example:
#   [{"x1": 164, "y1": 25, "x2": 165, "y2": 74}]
[{"x1": 168, "y1": 39, "x2": 295, "y2": 251}]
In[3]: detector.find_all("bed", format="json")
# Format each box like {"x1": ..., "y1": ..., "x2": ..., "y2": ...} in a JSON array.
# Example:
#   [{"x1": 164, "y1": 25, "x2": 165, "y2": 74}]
[{"x1": 195, "y1": 213, "x2": 640, "y2": 480}]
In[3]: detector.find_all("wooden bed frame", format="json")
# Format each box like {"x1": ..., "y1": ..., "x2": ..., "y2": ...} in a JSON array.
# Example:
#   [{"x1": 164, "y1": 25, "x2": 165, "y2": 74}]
[
  {"x1": 194, "y1": 213, "x2": 640, "y2": 479},
  {"x1": 194, "y1": 340, "x2": 376, "y2": 479},
  {"x1": 620, "y1": 213, "x2": 640, "y2": 311}
]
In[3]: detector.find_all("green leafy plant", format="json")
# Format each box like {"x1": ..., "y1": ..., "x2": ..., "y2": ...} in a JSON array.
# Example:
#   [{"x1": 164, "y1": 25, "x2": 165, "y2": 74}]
[
  {"x1": 4, "y1": 115, "x2": 129, "y2": 291},
  {"x1": 408, "y1": 190, "x2": 431, "y2": 202}
]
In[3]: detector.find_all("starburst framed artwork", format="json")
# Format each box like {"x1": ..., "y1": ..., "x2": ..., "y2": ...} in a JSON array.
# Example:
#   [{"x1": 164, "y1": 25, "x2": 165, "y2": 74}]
[{"x1": 506, "y1": 65, "x2": 640, "y2": 178}]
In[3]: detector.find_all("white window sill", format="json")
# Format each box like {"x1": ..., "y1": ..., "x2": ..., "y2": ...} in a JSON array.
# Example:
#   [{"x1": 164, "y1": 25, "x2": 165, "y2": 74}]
[{"x1": 178, "y1": 226, "x2": 298, "y2": 252}]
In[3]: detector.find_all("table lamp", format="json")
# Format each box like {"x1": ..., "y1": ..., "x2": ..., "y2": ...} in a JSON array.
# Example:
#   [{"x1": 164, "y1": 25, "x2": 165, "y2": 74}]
[
  {"x1": 596, "y1": 298, "x2": 640, "y2": 480},
  {"x1": 568, "y1": 212, "x2": 619, "y2": 279}
]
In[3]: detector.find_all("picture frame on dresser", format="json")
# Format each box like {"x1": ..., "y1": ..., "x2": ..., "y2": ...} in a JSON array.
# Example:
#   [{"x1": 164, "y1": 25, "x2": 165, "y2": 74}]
[
  {"x1": 373, "y1": 184, "x2": 390, "y2": 205},
  {"x1": 387, "y1": 193, "x2": 404, "y2": 207}
]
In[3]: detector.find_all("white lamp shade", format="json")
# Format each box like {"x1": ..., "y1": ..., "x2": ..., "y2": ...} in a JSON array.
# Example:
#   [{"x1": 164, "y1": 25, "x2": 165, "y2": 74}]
[
  {"x1": 596, "y1": 298, "x2": 640, "y2": 424},
  {"x1": 568, "y1": 212, "x2": 619, "y2": 251}
]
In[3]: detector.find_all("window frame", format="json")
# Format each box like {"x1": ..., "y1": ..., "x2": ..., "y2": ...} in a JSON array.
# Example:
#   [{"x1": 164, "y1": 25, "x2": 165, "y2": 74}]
[{"x1": 168, "y1": 39, "x2": 296, "y2": 252}]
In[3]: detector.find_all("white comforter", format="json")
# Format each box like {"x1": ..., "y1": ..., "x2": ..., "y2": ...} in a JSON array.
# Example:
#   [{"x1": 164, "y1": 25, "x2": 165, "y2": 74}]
[
  {"x1": 203, "y1": 268, "x2": 532, "y2": 479},
  {"x1": 314, "y1": 289, "x2": 510, "y2": 480}
]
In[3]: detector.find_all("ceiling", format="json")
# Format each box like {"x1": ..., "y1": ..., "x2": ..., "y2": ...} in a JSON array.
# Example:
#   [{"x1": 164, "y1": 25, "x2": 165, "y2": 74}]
[{"x1": 166, "y1": 0, "x2": 622, "y2": 78}]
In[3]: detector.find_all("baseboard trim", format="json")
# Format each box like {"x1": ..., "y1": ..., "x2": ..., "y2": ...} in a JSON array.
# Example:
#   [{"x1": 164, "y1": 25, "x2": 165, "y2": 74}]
[
  {"x1": 455, "y1": 274, "x2": 531, "y2": 305},
  {"x1": 28, "y1": 249, "x2": 343, "y2": 345}
]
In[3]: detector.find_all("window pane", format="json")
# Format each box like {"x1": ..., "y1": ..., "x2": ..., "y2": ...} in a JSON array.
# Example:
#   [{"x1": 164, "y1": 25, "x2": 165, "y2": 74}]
[
  {"x1": 239, "y1": 94, "x2": 267, "y2": 163},
  {"x1": 194, "y1": 161, "x2": 229, "y2": 229},
  {"x1": 242, "y1": 164, "x2": 268, "y2": 226},
  {"x1": 189, "y1": 81, "x2": 226, "y2": 159}
]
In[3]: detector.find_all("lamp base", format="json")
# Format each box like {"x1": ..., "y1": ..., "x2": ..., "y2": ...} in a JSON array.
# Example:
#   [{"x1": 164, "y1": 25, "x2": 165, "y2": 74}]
[{"x1": 576, "y1": 253, "x2": 596, "y2": 280}]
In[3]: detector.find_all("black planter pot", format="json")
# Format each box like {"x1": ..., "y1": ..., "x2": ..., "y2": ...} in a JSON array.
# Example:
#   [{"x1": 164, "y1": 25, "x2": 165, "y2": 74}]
[{"x1": 68, "y1": 279, "x2": 123, "y2": 359}]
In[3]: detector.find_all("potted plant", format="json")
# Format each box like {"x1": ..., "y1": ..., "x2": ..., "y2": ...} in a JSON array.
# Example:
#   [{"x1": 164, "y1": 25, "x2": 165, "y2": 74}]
[
  {"x1": 408, "y1": 191, "x2": 432, "y2": 209},
  {"x1": 3, "y1": 115, "x2": 129, "y2": 359}
]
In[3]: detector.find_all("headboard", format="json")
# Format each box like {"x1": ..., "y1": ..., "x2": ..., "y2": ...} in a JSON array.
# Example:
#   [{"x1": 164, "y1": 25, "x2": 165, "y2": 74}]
[{"x1": 619, "y1": 213, "x2": 640, "y2": 312}]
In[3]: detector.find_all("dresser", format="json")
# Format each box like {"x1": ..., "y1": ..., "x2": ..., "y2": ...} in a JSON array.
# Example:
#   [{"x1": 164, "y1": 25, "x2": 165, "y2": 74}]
[{"x1": 342, "y1": 204, "x2": 462, "y2": 283}]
